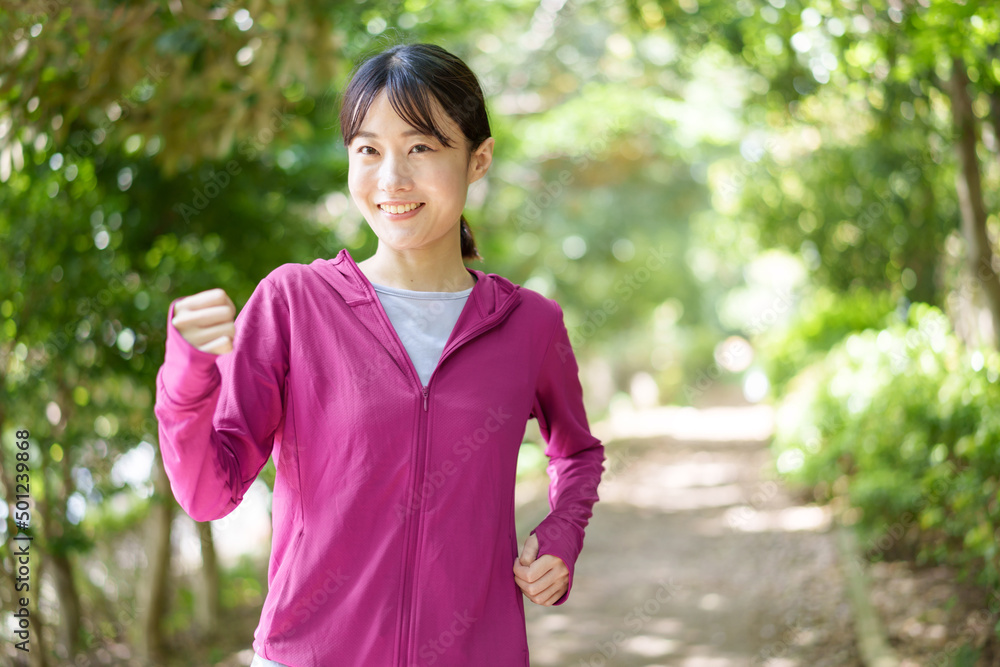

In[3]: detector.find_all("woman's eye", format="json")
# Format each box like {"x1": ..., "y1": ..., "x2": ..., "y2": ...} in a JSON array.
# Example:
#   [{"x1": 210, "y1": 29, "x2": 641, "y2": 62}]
[{"x1": 355, "y1": 144, "x2": 432, "y2": 156}]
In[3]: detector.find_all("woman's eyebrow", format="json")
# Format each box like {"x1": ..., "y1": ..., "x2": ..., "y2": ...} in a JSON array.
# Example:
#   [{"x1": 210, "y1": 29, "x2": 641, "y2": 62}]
[{"x1": 355, "y1": 129, "x2": 431, "y2": 139}]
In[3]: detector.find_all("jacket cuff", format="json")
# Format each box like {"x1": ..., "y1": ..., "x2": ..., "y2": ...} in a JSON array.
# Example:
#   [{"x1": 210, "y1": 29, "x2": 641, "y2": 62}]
[
  {"x1": 530, "y1": 516, "x2": 581, "y2": 606},
  {"x1": 159, "y1": 297, "x2": 221, "y2": 406}
]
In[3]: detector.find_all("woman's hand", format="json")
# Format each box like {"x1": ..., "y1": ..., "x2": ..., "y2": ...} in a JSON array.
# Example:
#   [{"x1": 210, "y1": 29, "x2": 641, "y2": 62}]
[
  {"x1": 172, "y1": 288, "x2": 237, "y2": 355},
  {"x1": 513, "y1": 533, "x2": 568, "y2": 606}
]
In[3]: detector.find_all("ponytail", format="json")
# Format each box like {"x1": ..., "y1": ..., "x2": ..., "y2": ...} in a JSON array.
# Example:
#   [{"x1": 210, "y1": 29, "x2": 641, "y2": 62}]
[{"x1": 460, "y1": 215, "x2": 482, "y2": 262}]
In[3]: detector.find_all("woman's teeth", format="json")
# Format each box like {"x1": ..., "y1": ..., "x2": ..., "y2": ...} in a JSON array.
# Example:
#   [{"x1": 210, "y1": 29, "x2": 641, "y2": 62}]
[{"x1": 379, "y1": 203, "x2": 422, "y2": 214}]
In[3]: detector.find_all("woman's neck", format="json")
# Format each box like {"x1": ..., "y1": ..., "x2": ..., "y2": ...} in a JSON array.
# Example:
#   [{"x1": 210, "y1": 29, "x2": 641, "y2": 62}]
[{"x1": 357, "y1": 247, "x2": 476, "y2": 292}]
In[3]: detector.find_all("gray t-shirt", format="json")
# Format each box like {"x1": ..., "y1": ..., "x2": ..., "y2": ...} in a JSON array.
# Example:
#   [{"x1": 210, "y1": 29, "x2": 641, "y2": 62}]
[{"x1": 371, "y1": 279, "x2": 475, "y2": 387}]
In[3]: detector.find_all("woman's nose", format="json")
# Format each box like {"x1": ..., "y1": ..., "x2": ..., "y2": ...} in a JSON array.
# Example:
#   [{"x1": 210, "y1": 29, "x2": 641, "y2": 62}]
[{"x1": 378, "y1": 153, "x2": 413, "y2": 191}]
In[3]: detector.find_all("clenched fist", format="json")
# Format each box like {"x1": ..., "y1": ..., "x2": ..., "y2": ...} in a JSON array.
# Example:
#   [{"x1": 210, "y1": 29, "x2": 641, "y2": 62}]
[
  {"x1": 171, "y1": 288, "x2": 237, "y2": 355},
  {"x1": 513, "y1": 532, "x2": 569, "y2": 606}
]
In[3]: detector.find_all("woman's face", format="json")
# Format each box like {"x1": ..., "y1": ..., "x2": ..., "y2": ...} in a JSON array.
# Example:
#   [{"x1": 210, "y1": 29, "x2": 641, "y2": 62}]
[{"x1": 347, "y1": 89, "x2": 493, "y2": 257}]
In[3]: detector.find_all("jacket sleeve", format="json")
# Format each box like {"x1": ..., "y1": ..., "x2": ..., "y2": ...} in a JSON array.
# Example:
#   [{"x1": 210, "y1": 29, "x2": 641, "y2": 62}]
[
  {"x1": 153, "y1": 276, "x2": 290, "y2": 522},
  {"x1": 528, "y1": 300, "x2": 605, "y2": 605}
]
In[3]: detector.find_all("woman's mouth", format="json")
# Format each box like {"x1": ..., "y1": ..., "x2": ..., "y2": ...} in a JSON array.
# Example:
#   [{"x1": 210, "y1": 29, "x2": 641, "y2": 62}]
[{"x1": 378, "y1": 202, "x2": 424, "y2": 216}]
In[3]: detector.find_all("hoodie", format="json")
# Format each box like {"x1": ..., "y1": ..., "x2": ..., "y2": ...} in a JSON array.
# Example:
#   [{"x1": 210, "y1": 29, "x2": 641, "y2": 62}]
[{"x1": 153, "y1": 247, "x2": 606, "y2": 666}]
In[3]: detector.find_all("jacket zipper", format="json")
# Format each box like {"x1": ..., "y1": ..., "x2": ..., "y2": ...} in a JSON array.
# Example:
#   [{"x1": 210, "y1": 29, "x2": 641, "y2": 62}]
[
  {"x1": 392, "y1": 292, "x2": 522, "y2": 665},
  {"x1": 397, "y1": 384, "x2": 428, "y2": 664}
]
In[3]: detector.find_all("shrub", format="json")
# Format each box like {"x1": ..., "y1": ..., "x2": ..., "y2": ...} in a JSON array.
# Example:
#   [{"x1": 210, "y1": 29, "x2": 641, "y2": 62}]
[
  {"x1": 771, "y1": 303, "x2": 1000, "y2": 590},
  {"x1": 756, "y1": 286, "x2": 898, "y2": 395}
]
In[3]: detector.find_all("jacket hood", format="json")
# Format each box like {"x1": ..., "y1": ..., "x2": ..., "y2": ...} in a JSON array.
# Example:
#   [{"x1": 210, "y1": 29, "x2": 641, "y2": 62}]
[
  {"x1": 306, "y1": 248, "x2": 523, "y2": 385},
  {"x1": 307, "y1": 248, "x2": 522, "y2": 319}
]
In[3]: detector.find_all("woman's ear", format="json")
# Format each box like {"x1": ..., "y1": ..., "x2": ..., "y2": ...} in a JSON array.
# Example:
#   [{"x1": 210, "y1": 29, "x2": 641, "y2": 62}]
[{"x1": 468, "y1": 137, "x2": 494, "y2": 184}]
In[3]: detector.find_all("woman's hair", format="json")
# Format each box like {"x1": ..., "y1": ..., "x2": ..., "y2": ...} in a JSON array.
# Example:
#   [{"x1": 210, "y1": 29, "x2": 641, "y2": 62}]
[{"x1": 339, "y1": 42, "x2": 491, "y2": 262}]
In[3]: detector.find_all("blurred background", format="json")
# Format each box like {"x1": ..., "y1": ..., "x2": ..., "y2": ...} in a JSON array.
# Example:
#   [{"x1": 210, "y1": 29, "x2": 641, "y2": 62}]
[{"x1": 3, "y1": 0, "x2": 1000, "y2": 665}]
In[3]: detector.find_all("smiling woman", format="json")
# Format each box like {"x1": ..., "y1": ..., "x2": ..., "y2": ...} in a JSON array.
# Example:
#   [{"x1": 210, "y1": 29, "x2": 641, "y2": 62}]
[
  {"x1": 154, "y1": 40, "x2": 605, "y2": 667},
  {"x1": 339, "y1": 43, "x2": 494, "y2": 292}
]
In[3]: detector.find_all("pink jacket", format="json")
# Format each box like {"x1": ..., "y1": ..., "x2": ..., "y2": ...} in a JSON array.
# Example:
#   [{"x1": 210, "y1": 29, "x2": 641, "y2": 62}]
[{"x1": 153, "y1": 248, "x2": 605, "y2": 666}]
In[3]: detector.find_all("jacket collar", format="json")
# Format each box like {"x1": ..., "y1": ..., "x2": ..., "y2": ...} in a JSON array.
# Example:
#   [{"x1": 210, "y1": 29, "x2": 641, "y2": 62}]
[{"x1": 307, "y1": 248, "x2": 523, "y2": 384}]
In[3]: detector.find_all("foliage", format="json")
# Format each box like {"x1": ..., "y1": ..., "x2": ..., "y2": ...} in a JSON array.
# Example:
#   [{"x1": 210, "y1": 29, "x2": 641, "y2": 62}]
[
  {"x1": 657, "y1": 0, "x2": 1000, "y2": 312},
  {"x1": 772, "y1": 303, "x2": 1000, "y2": 590},
  {"x1": 5, "y1": 0, "x2": 1000, "y2": 662},
  {"x1": 2, "y1": 2, "x2": 719, "y2": 662},
  {"x1": 755, "y1": 286, "x2": 899, "y2": 394}
]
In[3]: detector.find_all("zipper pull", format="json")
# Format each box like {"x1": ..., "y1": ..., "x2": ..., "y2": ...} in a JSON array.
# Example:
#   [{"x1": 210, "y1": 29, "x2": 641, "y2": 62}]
[{"x1": 422, "y1": 386, "x2": 428, "y2": 412}]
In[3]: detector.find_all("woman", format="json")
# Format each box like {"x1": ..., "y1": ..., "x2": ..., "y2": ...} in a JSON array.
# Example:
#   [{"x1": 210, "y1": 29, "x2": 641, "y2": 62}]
[{"x1": 154, "y1": 42, "x2": 605, "y2": 666}]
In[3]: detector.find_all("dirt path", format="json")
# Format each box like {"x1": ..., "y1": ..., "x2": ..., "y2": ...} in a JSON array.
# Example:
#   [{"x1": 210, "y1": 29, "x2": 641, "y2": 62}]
[{"x1": 517, "y1": 404, "x2": 862, "y2": 667}]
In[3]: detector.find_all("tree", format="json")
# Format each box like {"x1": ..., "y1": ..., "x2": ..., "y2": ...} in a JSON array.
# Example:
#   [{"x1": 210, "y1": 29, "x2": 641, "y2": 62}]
[{"x1": 642, "y1": 0, "x2": 1000, "y2": 346}]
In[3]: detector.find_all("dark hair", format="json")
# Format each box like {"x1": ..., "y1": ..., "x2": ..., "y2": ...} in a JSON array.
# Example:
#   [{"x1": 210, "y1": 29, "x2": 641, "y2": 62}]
[{"x1": 339, "y1": 42, "x2": 491, "y2": 262}]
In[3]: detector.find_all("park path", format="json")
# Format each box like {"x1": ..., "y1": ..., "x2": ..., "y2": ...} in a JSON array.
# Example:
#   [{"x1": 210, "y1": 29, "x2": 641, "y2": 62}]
[{"x1": 515, "y1": 403, "x2": 863, "y2": 667}]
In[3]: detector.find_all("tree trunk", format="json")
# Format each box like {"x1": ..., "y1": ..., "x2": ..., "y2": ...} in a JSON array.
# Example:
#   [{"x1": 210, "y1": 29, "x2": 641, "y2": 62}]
[
  {"x1": 194, "y1": 519, "x2": 220, "y2": 638},
  {"x1": 948, "y1": 55, "x2": 1000, "y2": 347},
  {"x1": 987, "y1": 44, "x2": 1000, "y2": 156},
  {"x1": 135, "y1": 454, "x2": 174, "y2": 665},
  {"x1": 48, "y1": 551, "x2": 81, "y2": 656},
  {"x1": 27, "y1": 557, "x2": 48, "y2": 667},
  {"x1": 989, "y1": 89, "x2": 1000, "y2": 154},
  {"x1": 49, "y1": 382, "x2": 81, "y2": 658}
]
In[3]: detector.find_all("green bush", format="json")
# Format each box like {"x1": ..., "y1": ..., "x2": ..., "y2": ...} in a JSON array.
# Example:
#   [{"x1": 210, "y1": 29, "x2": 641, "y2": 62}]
[
  {"x1": 756, "y1": 286, "x2": 898, "y2": 395},
  {"x1": 771, "y1": 303, "x2": 1000, "y2": 590}
]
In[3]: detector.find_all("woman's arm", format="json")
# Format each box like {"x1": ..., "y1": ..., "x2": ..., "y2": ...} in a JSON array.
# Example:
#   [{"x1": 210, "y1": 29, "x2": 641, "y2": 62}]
[
  {"x1": 526, "y1": 300, "x2": 606, "y2": 606},
  {"x1": 154, "y1": 276, "x2": 290, "y2": 522}
]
